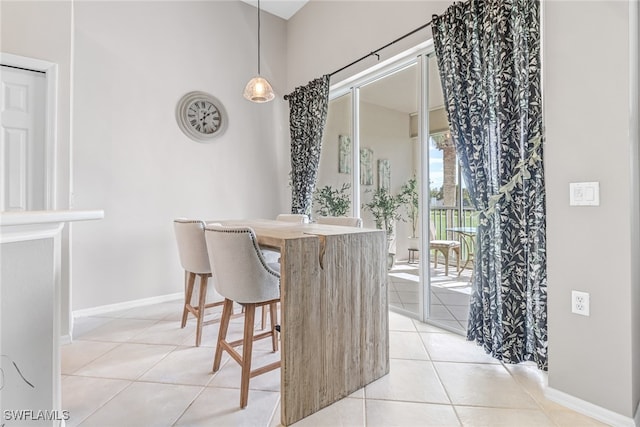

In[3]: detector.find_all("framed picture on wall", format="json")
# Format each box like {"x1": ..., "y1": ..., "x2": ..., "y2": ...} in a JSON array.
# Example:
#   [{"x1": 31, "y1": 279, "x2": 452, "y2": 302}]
[
  {"x1": 360, "y1": 147, "x2": 373, "y2": 185},
  {"x1": 378, "y1": 159, "x2": 390, "y2": 190},
  {"x1": 338, "y1": 135, "x2": 351, "y2": 174}
]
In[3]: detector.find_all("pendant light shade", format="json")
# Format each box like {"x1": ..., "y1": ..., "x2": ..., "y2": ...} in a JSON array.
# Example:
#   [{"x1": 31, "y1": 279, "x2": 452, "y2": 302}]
[
  {"x1": 244, "y1": 0, "x2": 275, "y2": 103},
  {"x1": 244, "y1": 76, "x2": 275, "y2": 103}
]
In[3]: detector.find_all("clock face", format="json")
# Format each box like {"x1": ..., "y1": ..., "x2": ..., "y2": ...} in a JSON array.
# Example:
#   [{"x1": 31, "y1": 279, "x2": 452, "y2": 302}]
[
  {"x1": 186, "y1": 99, "x2": 221, "y2": 135},
  {"x1": 176, "y1": 91, "x2": 227, "y2": 142}
]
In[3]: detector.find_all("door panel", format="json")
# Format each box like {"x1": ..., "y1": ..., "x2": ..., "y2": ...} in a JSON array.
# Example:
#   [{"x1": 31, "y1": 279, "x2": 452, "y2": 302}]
[
  {"x1": 320, "y1": 48, "x2": 471, "y2": 334},
  {"x1": 316, "y1": 92, "x2": 354, "y2": 217},
  {"x1": 0, "y1": 66, "x2": 46, "y2": 211},
  {"x1": 358, "y1": 63, "x2": 420, "y2": 315},
  {"x1": 427, "y1": 54, "x2": 471, "y2": 334}
]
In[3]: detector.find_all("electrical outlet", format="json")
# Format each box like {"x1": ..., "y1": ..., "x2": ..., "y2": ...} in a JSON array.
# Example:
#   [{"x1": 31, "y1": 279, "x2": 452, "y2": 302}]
[{"x1": 571, "y1": 290, "x2": 590, "y2": 316}]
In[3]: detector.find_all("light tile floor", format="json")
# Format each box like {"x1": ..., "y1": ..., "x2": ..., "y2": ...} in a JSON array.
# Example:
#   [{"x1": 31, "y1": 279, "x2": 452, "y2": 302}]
[
  {"x1": 62, "y1": 301, "x2": 608, "y2": 427},
  {"x1": 389, "y1": 261, "x2": 473, "y2": 333}
]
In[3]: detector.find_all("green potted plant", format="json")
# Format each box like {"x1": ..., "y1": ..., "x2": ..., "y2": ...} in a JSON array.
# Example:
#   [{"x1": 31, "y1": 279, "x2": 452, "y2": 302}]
[
  {"x1": 362, "y1": 187, "x2": 405, "y2": 269},
  {"x1": 313, "y1": 183, "x2": 351, "y2": 217},
  {"x1": 399, "y1": 176, "x2": 419, "y2": 250}
]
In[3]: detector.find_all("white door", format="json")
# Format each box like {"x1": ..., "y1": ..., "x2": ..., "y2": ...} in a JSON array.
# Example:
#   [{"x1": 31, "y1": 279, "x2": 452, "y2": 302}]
[{"x1": 0, "y1": 65, "x2": 46, "y2": 211}]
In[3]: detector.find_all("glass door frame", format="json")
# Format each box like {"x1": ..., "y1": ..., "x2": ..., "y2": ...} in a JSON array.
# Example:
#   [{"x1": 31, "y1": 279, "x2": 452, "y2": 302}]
[{"x1": 328, "y1": 41, "x2": 435, "y2": 323}]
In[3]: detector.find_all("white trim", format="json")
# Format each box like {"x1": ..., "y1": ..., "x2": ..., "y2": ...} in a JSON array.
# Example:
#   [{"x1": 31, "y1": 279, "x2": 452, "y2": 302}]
[
  {"x1": 70, "y1": 0, "x2": 76, "y2": 209},
  {"x1": 72, "y1": 292, "x2": 183, "y2": 318},
  {"x1": 419, "y1": 52, "x2": 430, "y2": 323},
  {"x1": 0, "y1": 222, "x2": 64, "y2": 244},
  {"x1": 45, "y1": 64, "x2": 58, "y2": 210},
  {"x1": 545, "y1": 387, "x2": 637, "y2": 427},
  {"x1": 52, "y1": 231, "x2": 62, "y2": 411},
  {"x1": 329, "y1": 40, "x2": 434, "y2": 100},
  {"x1": 0, "y1": 53, "x2": 54, "y2": 74},
  {"x1": 0, "y1": 209, "x2": 103, "y2": 226},
  {"x1": 0, "y1": 53, "x2": 58, "y2": 210},
  {"x1": 630, "y1": 1, "x2": 640, "y2": 424},
  {"x1": 328, "y1": 40, "x2": 437, "y2": 324},
  {"x1": 351, "y1": 87, "x2": 360, "y2": 218}
]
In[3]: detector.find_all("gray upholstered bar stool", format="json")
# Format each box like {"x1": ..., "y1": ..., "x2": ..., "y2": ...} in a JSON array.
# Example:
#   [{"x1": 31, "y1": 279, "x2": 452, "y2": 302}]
[
  {"x1": 261, "y1": 213, "x2": 307, "y2": 328},
  {"x1": 173, "y1": 219, "x2": 225, "y2": 346},
  {"x1": 204, "y1": 224, "x2": 281, "y2": 409}
]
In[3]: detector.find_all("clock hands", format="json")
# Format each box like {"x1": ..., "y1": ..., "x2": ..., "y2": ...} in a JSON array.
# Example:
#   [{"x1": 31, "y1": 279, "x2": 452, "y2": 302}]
[
  {"x1": 198, "y1": 108, "x2": 221, "y2": 134},
  {"x1": 178, "y1": 92, "x2": 226, "y2": 140}
]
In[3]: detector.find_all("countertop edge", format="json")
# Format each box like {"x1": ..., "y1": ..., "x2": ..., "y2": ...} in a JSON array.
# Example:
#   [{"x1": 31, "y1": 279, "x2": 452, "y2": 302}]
[{"x1": 0, "y1": 209, "x2": 105, "y2": 227}]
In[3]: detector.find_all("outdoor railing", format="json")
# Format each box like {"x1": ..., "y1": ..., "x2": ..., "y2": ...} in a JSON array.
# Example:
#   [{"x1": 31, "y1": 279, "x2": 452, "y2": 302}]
[{"x1": 430, "y1": 206, "x2": 478, "y2": 238}]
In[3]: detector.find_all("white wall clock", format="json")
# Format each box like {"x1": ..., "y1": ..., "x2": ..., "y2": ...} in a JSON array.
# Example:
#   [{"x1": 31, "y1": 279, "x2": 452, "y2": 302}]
[{"x1": 175, "y1": 91, "x2": 228, "y2": 142}]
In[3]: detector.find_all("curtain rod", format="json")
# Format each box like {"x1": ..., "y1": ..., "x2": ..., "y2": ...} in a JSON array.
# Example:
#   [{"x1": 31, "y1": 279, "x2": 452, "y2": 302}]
[
  {"x1": 284, "y1": 19, "x2": 434, "y2": 100},
  {"x1": 328, "y1": 19, "x2": 434, "y2": 77}
]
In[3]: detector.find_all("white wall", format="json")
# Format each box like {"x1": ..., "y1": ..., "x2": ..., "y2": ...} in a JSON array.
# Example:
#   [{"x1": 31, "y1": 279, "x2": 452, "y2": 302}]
[
  {"x1": 632, "y1": 0, "x2": 640, "y2": 415},
  {"x1": 1, "y1": 1, "x2": 74, "y2": 335},
  {"x1": 2, "y1": 0, "x2": 638, "y2": 419},
  {"x1": 358, "y1": 101, "x2": 413, "y2": 255},
  {"x1": 544, "y1": 0, "x2": 638, "y2": 418},
  {"x1": 316, "y1": 94, "x2": 354, "y2": 213},
  {"x1": 286, "y1": 0, "x2": 453, "y2": 91},
  {"x1": 0, "y1": 1, "x2": 72, "y2": 213},
  {"x1": 70, "y1": 1, "x2": 289, "y2": 309},
  {"x1": 289, "y1": 0, "x2": 640, "y2": 421}
]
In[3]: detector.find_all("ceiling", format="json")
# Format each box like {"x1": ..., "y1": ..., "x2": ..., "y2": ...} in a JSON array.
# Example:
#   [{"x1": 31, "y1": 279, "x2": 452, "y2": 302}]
[
  {"x1": 359, "y1": 60, "x2": 445, "y2": 114},
  {"x1": 360, "y1": 65, "x2": 419, "y2": 114},
  {"x1": 240, "y1": 0, "x2": 444, "y2": 115},
  {"x1": 241, "y1": 0, "x2": 309, "y2": 20}
]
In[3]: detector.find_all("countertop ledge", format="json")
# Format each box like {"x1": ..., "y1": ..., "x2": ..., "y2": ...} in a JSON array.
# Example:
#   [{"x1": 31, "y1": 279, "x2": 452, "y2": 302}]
[{"x1": 0, "y1": 209, "x2": 104, "y2": 226}]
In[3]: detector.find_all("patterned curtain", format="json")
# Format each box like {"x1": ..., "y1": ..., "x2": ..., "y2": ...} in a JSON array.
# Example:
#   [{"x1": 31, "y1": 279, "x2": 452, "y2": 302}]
[
  {"x1": 286, "y1": 75, "x2": 331, "y2": 215},
  {"x1": 433, "y1": 0, "x2": 547, "y2": 370}
]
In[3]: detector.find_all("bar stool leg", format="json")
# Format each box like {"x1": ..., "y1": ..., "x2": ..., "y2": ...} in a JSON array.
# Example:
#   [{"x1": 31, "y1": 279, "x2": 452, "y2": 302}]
[
  {"x1": 195, "y1": 274, "x2": 208, "y2": 347},
  {"x1": 213, "y1": 299, "x2": 234, "y2": 372},
  {"x1": 270, "y1": 302, "x2": 278, "y2": 351},
  {"x1": 181, "y1": 272, "x2": 195, "y2": 328},
  {"x1": 240, "y1": 304, "x2": 256, "y2": 408}
]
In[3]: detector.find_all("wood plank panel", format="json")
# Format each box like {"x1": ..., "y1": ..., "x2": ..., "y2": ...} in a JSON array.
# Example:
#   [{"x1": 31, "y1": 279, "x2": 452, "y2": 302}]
[
  {"x1": 215, "y1": 220, "x2": 388, "y2": 426},
  {"x1": 280, "y1": 236, "x2": 323, "y2": 424},
  {"x1": 280, "y1": 229, "x2": 388, "y2": 425}
]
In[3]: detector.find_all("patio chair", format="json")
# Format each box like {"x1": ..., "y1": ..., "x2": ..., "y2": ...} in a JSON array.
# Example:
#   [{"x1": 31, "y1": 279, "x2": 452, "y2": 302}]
[{"x1": 429, "y1": 221, "x2": 460, "y2": 276}]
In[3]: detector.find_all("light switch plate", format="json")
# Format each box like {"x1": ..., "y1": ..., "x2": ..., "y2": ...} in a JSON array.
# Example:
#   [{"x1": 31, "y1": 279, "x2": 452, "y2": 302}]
[{"x1": 569, "y1": 182, "x2": 600, "y2": 206}]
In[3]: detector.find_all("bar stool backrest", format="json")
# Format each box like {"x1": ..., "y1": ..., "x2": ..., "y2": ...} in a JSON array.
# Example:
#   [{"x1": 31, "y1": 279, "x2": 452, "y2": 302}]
[{"x1": 204, "y1": 224, "x2": 280, "y2": 304}]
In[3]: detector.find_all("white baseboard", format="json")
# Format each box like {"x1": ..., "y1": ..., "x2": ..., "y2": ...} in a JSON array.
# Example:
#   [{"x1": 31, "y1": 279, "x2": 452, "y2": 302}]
[
  {"x1": 72, "y1": 292, "x2": 182, "y2": 318},
  {"x1": 545, "y1": 387, "x2": 637, "y2": 427},
  {"x1": 60, "y1": 334, "x2": 72, "y2": 345}
]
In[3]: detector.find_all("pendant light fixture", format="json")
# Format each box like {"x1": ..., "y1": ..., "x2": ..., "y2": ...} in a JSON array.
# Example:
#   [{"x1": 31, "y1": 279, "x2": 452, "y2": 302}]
[{"x1": 243, "y1": 0, "x2": 275, "y2": 103}]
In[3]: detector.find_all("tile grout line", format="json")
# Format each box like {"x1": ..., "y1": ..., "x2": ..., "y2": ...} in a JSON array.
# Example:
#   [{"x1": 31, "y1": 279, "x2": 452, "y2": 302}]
[
  {"x1": 71, "y1": 379, "x2": 136, "y2": 426},
  {"x1": 501, "y1": 364, "x2": 561, "y2": 427},
  {"x1": 170, "y1": 384, "x2": 211, "y2": 427},
  {"x1": 414, "y1": 329, "x2": 464, "y2": 426}
]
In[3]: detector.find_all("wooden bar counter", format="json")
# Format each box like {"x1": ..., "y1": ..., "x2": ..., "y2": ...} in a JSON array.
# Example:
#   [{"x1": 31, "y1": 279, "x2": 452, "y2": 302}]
[{"x1": 216, "y1": 220, "x2": 389, "y2": 426}]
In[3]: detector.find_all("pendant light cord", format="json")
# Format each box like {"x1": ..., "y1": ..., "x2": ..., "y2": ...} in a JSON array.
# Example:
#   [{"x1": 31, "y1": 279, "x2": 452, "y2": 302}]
[{"x1": 257, "y1": 0, "x2": 261, "y2": 75}]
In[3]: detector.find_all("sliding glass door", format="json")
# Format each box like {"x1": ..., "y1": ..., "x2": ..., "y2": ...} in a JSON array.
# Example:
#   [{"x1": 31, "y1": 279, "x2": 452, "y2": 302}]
[
  {"x1": 314, "y1": 92, "x2": 355, "y2": 216},
  {"x1": 358, "y1": 63, "x2": 420, "y2": 314},
  {"x1": 316, "y1": 45, "x2": 472, "y2": 333},
  {"x1": 426, "y1": 54, "x2": 472, "y2": 333}
]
